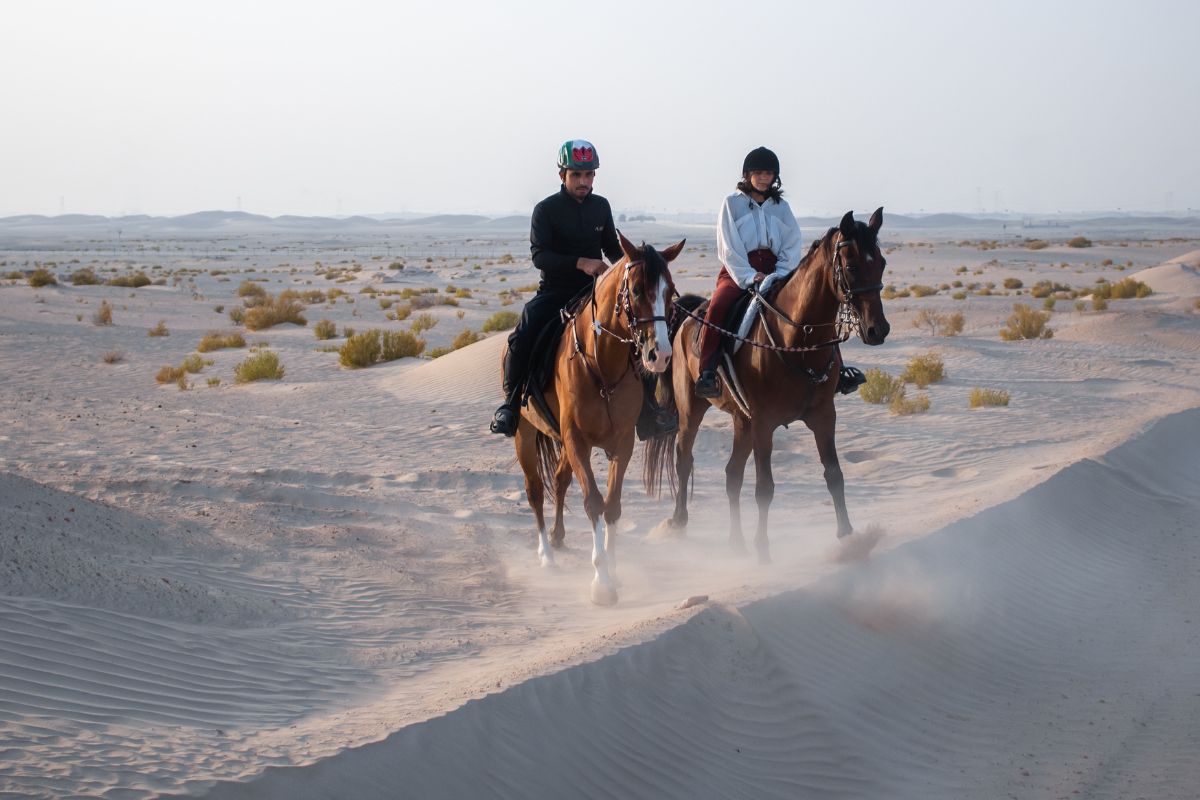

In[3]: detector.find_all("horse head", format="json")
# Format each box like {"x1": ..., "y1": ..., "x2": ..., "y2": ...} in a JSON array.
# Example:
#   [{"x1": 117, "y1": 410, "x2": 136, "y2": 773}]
[
  {"x1": 833, "y1": 207, "x2": 890, "y2": 345},
  {"x1": 617, "y1": 232, "x2": 685, "y2": 373}
]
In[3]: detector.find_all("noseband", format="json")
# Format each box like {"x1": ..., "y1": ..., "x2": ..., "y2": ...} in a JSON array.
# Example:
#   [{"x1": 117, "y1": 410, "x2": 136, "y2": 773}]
[{"x1": 590, "y1": 259, "x2": 669, "y2": 361}]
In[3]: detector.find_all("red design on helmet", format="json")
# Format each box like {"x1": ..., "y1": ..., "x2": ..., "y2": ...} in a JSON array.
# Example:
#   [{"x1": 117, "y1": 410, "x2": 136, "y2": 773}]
[{"x1": 572, "y1": 146, "x2": 594, "y2": 163}]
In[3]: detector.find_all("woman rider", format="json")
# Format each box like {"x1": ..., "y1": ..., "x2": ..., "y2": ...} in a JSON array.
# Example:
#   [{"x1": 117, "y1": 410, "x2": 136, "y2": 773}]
[{"x1": 695, "y1": 146, "x2": 801, "y2": 397}]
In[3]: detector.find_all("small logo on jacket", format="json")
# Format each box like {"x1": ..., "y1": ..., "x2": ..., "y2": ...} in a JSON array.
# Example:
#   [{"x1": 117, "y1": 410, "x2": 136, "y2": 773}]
[{"x1": 594, "y1": 225, "x2": 604, "y2": 231}]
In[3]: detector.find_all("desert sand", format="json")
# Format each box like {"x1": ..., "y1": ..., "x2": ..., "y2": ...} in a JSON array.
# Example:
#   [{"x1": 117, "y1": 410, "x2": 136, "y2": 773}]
[{"x1": 2, "y1": 214, "x2": 1199, "y2": 798}]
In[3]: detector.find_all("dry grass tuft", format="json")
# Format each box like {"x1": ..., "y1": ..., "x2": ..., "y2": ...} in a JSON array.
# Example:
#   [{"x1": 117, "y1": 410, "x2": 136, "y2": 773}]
[
  {"x1": 1092, "y1": 277, "x2": 1152, "y2": 300},
  {"x1": 196, "y1": 331, "x2": 246, "y2": 352},
  {"x1": 243, "y1": 295, "x2": 307, "y2": 330},
  {"x1": 1067, "y1": 236, "x2": 1092, "y2": 248},
  {"x1": 1026, "y1": 239, "x2": 1049, "y2": 250},
  {"x1": 70, "y1": 268, "x2": 100, "y2": 285},
  {"x1": 890, "y1": 390, "x2": 931, "y2": 416},
  {"x1": 237, "y1": 280, "x2": 268, "y2": 302},
  {"x1": 148, "y1": 320, "x2": 170, "y2": 337},
  {"x1": 482, "y1": 310, "x2": 520, "y2": 332},
  {"x1": 451, "y1": 329, "x2": 481, "y2": 350},
  {"x1": 410, "y1": 313, "x2": 437, "y2": 333},
  {"x1": 313, "y1": 319, "x2": 337, "y2": 339},
  {"x1": 107, "y1": 272, "x2": 151, "y2": 288},
  {"x1": 28, "y1": 267, "x2": 57, "y2": 287},
  {"x1": 859, "y1": 368, "x2": 904, "y2": 404},
  {"x1": 970, "y1": 387, "x2": 1010, "y2": 408},
  {"x1": 912, "y1": 309, "x2": 964, "y2": 337},
  {"x1": 900, "y1": 352, "x2": 945, "y2": 388},
  {"x1": 92, "y1": 300, "x2": 114, "y2": 326},
  {"x1": 102, "y1": 350, "x2": 124, "y2": 364},
  {"x1": 234, "y1": 350, "x2": 284, "y2": 382},
  {"x1": 339, "y1": 330, "x2": 381, "y2": 368},
  {"x1": 999, "y1": 303, "x2": 1053, "y2": 340},
  {"x1": 155, "y1": 364, "x2": 185, "y2": 383},
  {"x1": 381, "y1": 330, "x2": 426, "y2": 360}
]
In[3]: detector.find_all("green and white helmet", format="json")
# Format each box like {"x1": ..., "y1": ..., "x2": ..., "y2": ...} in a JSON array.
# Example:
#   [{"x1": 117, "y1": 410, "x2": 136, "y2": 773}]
[{"x1": 558, "y1": 139, "x2": 599, "y2": 170}]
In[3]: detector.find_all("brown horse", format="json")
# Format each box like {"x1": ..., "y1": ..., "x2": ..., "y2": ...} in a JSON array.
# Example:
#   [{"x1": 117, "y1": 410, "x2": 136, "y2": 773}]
[
  {"x1": 510, "y1": 233, "x2": 684, "y2": 605},
  {"x1": 657, "y1": 208, "x2": 889, "y2": 563}
]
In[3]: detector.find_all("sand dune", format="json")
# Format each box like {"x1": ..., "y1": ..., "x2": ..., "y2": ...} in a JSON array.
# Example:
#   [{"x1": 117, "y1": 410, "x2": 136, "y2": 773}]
[
  {"x1": 193, "y1": 409, "x2": 1200, "y2": 800},
  {"x1": 2, "y1": 229, "x2": 1199, "y2": 797}
]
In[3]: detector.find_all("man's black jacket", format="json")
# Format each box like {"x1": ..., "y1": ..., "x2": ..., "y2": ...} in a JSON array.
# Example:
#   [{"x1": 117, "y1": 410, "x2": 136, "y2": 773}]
[{"x1": 529, "y1": 186, "x2": 622, "y2": 295}]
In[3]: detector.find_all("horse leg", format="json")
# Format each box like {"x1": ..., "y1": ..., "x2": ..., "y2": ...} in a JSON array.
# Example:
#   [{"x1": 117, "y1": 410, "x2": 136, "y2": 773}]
[
  {"x1": 725, "y1": 416, "x2": 754, "y2": 554},
  {"x1": 603, "y1": 437, "x2": 635, "y2": 579},
  {"x1": 549, "y1": 454, "x2": 572, "y2": 548},
  {"x1": 750, "y1": 420, "x2": 777, "y2": 565},
  {"x1": 515, "y1": 425, "x2": 553, "y2": 568},
  {"x1": 804, "y1": 406, "x2": 853, "y2": 538},
  {"x1": 563, "y1": 432, "x2": 617, "y2": 606},
  {"x1": 667, "y1": 367, "x2": 709, "y2": 532}
]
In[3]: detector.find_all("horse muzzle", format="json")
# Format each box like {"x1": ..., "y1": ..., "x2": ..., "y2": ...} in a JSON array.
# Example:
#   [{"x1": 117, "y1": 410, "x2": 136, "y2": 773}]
[{"x1": 860, "y1": 318, "x2": 890, "y2": 345}]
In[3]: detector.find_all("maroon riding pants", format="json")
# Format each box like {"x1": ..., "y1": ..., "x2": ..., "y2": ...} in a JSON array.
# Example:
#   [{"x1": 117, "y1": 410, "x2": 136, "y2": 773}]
[{"x1": 698, "y1": 248, "x2": 777, "y2": 368}]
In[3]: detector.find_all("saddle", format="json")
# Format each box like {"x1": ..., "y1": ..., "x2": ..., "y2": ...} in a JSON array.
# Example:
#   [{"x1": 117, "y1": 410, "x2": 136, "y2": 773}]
[
  {"x1": 690, "y1": 290, "x2": 762, "y2": 358},
  {"x1": 519, "y1": 284, "x2": 594, "y2": 436}
]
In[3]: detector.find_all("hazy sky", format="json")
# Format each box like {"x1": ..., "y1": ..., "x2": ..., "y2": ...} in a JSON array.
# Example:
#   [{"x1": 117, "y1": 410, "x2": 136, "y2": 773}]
[{"x1": 3, "y1": 0, "x2": 1198, "y2": 217}]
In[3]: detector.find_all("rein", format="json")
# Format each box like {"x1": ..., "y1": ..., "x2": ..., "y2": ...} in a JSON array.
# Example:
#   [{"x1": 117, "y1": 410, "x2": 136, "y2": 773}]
[{"x1": 566, "y1": 259, "x2": 664, "y2": 401}]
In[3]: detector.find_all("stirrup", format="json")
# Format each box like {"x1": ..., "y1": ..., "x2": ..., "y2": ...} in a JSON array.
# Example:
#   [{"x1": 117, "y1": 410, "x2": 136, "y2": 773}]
[
  {"x1": 490, "y1": 405, "x2": 518, "y2": 436},
  {"x1": 836, "y1": 365, "x2": 867, "y2": 395},
  {"x1": 695, "y1": 370, "x2": 721, "y2": 398}
]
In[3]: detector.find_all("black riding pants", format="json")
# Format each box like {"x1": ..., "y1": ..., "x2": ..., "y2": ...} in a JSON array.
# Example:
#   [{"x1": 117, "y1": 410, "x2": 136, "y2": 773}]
[{"x1": 502, "y1": 288, "x2": 575, "y2": 403}]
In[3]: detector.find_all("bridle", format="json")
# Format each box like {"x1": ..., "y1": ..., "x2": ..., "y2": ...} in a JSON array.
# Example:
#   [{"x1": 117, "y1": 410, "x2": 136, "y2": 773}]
[
  {"x1": 830, "y1": 231, "x2": 884, "y2": 339},
  {"x1": 568, "y1": 258, "x2": 669, "y2": 399}
]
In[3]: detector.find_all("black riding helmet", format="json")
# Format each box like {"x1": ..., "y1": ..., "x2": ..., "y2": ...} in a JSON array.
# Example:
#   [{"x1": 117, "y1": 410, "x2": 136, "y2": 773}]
[{"x1": 743, "y1": 146, "x2": 780, "y2": 175}]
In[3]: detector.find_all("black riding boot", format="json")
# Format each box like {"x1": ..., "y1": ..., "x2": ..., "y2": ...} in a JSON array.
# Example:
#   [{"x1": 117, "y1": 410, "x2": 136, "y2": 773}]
[
  {"x1": 695, "y1": 364, "x2": 720, "y2": 398},
  {"x1": 636, "y1": 378, "x2": 678, "y2": 441}
]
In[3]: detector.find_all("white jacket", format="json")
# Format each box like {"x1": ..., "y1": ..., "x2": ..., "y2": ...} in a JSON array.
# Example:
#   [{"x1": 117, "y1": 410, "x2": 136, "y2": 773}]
[{"x1": 716, "y1": 191, "x2": 803, "y2": 289}]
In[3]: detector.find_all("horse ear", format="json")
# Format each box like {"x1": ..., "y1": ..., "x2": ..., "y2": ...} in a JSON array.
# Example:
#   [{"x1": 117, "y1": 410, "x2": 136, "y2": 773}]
[
  {"x1": 617, "y1": 230, "x2": 640, "y2": 262},
  {"x1": 659, "y1": 239, "x2": 686, "y2": 263},
  {"x1": 839, "y1": 211, "x2": 856, "y2": 238},
  {"x1": 868, "y1": 206, "x2": 883, "y2": 235}
]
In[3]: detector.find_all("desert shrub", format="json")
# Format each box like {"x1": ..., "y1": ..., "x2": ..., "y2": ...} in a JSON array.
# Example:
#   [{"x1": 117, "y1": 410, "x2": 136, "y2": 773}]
[
  {"x1": 207, "y1": 377, "x2": 221, "y2": 388},
  {"x1": 197, "y1": 331, "x2": 246, "y2": 352},
  {"x1": 970, "y1": 387, "x2": 1010, "y2": 408},
  {"x1": 1105, "y1": 278, "x2": 1152, "y2": 299},
  {"x1": 156, "y1": 364, "x2": 185, "y2": 383},
  {"x1": 900, "y1": 352, "x2": 945, "y2": 388},
  {"x1": 1003, "y1": 277, "x2": 1023, "y2": 289},
  {"x1": 379, "y1": 297, "x2": 394, "y2": 310},
  {"x1": 951, "y1": 291, "x2": 967, "y2": 300},
  {"x1": 234, "y1": 350, "x2": 284, "y2": 382},
  {"x1": 890, "y1": 390, "x2": 931, "y2": 416},
  {"x1": 237, "y1": 280, "x2": 268, "y2": 300},
  {"x1": 28, "y1": 267, "x2": 57, "y2": 287},
  {"x1": 339, "y1": 330, "x2": 382, "y2": 368},
  {"x1": 482, "y1": 310, "x2": 520, "y2": 332},
  {"x1": 388, "y1": 261, "x2": 404, "y2": 270},
  {"x1": 70, "y1": 268, "x2": 100, "y2": 285},
  {"x1": 411, "y1": 313, "x2": 437, "y2": 333},
  {"x1": 1026, "y1": 239, "x2": 1049, "y2": 250},
  {"x1": 452, "y1": 328, "x2": 481, "y2": 350},
  {"x1": 912, "y1": 309, "x2": 963, "y2": 337},
  {"x1": 393, "y1": 302, "x2": 412, "y2": 321},
  {"x1": 999, "y1": 304, "x2": 1053, "y2": 340},
  {"x1": 93, "y1": 300, "x2": 114, "y2": 325},
  {"x1": 147, "y1": 320, "x2": 169, "y2": 337},
  {"x1": 455, "y1": 287, "x2": 472, "y2": 298},
  {"x1": 313, "y1": 319, "x2": 337, "y2": 339},
  {"x1": 1067, "y1": 236, "x2": 1092, "y2": 248},
  {"x1": 228, "y1": 306, "x2": 245, "y2": 324},
  {"x1": 427, "y1": 346, "x2": 452, "y2": 358},
  {"x1": 380, "y1": 330, "x2": 426, "y2": 360},
  {"x1": 909, "y1": 284, "x2": 937, "y2": 297},
  {"x1": 1074, "y1": 300, "x2": 1087, "y2": 312},
  {"x1": 179, "y1": 354, "x2": 204, "y2": 374},
  {"x1": 440, "y1": 296, "x2": 459, "y2": 307},
  {"x1": 213, "y1": 304, "x2": 225, "y2": 313},
  {"x1": 1092, "y1": 296, "x2": 1108, "y2": 311},
  {"x1": 243, "y1": 295, "x2": 307, "y2": 330},
  {"x1": 1043, "y1": 297, "x2": 1056, "y2": 311},
  {"x1": 102, "y1": 350, "x2": 124, "y2": 364},
  {"x1": 107, "y1": 272, "x2": 151, "y2": 288},
  {"x1": 859, "y1": 368, "x2": 904, "y2": 404}
]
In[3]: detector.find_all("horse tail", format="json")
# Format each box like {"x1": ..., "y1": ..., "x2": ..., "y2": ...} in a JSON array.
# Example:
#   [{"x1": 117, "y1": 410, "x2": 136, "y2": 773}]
[
  {"x1": 642, "y1": 430, "x2": 676, "y2": 499},
  {"x1": 534, "y1": 430, "x2": 561, "y2": 497}
]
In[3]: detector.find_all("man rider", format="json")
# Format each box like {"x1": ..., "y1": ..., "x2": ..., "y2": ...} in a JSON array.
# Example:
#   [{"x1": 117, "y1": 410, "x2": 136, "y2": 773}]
[{"x1": 490, "y1": 140, "x2": 675, "y2": 438}]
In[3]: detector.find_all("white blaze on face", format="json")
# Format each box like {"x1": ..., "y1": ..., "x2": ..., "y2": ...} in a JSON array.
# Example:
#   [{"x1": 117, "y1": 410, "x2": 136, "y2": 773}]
[{"x1": 644, "y1": 275, "x2": 671, "y2": 373}]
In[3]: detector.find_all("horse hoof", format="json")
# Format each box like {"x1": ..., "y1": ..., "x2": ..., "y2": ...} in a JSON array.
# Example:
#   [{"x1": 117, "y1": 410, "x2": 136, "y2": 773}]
[
  {"x1": 729, "y1": 537, "x2": 749, "y2": 556},
  {"x1": 836, "y1": 527, "x2": 854, "y2": 540},
  {"x1": 590, "y1": 579, "x2": 619, "y2": 606},
  {"x1": 648, "y1": 518, "x2": 686, "y2": 539},
  {"x1": 539, "y1": 553, "x2": 556, "y2": 569}
]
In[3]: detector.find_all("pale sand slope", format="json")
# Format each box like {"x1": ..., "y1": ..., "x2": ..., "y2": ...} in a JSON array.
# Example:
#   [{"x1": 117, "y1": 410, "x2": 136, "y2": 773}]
[
  {"x1": 195, "y1": 408, "x2": 1200, "y2": 800},
  {"x1": 2, "y1": 236, "x2": 1199, "y2": 797}
]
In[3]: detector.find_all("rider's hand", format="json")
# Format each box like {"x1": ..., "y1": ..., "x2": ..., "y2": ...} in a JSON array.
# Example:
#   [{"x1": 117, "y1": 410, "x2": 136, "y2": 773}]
[
  {"x1": 752, "y1": 272, "x2": 767, "y2": 284},
  {"x1": 577, "y1": 257, "x2": 608, "y2": 277}
]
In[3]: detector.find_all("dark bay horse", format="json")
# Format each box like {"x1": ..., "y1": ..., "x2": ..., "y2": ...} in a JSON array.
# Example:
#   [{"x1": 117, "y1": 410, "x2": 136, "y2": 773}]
[
  {"x1": 510, "y1": 233, "x2": 684, "y2": 605},
  {"x1": 657, "y1": 208, "x2": 888, "y2": 562}
]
